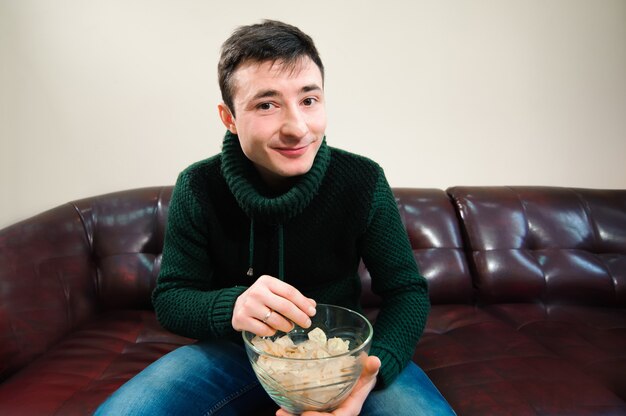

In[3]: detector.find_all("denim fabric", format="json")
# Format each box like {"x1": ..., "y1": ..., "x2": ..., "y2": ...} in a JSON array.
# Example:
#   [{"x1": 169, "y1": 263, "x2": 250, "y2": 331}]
[
  {"x1": 95, "y1": 340, "x2": 455, "y2": 416},
  {"x1": 362, "y1": 362, "x2": 456, "y2": 415}
]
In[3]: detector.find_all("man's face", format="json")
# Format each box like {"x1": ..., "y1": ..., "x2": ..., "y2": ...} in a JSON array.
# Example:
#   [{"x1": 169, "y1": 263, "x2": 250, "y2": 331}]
[{"x1": 218, "y1": 57, "x2": 327, "y2": 187}]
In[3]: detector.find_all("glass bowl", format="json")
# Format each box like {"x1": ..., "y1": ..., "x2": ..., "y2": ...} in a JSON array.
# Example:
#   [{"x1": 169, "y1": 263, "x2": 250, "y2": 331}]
[{"x1": 242, "y1": 304, "x2": 373, "y2": 414}]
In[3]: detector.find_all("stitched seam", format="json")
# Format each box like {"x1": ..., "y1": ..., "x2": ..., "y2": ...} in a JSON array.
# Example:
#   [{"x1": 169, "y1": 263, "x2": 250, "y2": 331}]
[
  {"x1": 571, "y1": 188, "x2": 601, "y2": 251},
  {"x1": 509, "y1": 187, "x2": 547, "y2": 302},
  {"x1": 71, "y1": 202, "x2": 94, "y2": 254},
  {"x1": 571, "y1": 189, "x2": 618, "y2": 302},
  {"x1": 203, "y1": 380, "x2": 260, "y2": 415},
  {"x1": 70, "y1": 202, "x2": 102, "y2": 303}
]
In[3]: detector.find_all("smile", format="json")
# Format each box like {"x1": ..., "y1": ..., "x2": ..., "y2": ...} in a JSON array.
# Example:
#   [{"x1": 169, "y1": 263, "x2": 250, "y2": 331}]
[{"x1": 274, "y1": 144, "x2": 310, "y2": 158}]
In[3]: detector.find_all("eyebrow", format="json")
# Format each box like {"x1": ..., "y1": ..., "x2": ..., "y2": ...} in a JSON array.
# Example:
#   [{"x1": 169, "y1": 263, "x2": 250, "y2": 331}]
[
  {"x1": 251, "y1": 89, "x2": 279, "y2": 101},
  {"x1": 301, "y1": 84, "x2": 322, "y2": 93},
  {"x1": 251, "y1": 84, "x2": 322, "y2": 101}
]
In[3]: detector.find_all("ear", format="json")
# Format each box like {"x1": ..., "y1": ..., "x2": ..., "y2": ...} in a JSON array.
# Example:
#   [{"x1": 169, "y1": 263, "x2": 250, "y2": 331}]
[{"x1": 218, "y1": 103, "x2": 237, "y2": 134}]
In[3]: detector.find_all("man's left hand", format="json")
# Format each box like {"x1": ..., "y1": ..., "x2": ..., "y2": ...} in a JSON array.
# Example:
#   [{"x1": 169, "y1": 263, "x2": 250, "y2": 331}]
[{"x1": 276, "y1": 355, "x2": 381, "y2": 416}]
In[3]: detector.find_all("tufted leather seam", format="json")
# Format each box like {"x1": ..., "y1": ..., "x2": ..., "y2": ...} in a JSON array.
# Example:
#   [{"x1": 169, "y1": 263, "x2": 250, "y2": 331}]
[
  {"x1": 445, "y1": 189, "x2": 481, "y2": 305},
  {"x1": 508, "y1": 188, "x2": 549, "y2": 304},
  {"x1": 70, "y1": 202, "x2": 94, "y2": 253},
  {"x1": 156, "y1": 186, "x2": 167, "y2": 255},
  {"x1": 507, "y1": 186, "x2": 532, "y2": 250},
  {"x1": 594, "y1": 254, "x2": 619, "y2": 304},
  {"x1": 447, "y1": 190, "x2": 475, "y2": 252},
  {"x1": 526, "y1": 249, "x2": 548, "y2": 304},
  {"x1": 70, "y1": 202, "x2": 102, "y2": 307},
  {"x1": 571, "y1": 188, "x2": 602, "y2": 253},
  {"x1": 571, "y1": 189, "x2": 619, "y2": 302},
  {"x1": 145, "y1": 189, "x2": 161, "y2": 255}
]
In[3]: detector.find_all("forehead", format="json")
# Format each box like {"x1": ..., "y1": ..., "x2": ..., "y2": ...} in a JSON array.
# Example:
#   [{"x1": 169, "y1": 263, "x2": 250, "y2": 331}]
[{"x1": 231, "y1": 58, "x2": 323, "y2": 99}]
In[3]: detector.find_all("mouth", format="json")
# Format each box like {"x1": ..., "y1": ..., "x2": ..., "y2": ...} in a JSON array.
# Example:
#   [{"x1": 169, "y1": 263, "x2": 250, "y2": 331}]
[{"x1": 274, "y1": 143, "x2": 311, "y2": 158}]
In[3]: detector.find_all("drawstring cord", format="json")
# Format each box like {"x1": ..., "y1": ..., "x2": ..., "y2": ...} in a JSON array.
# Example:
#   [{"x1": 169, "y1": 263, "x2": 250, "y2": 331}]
[
  {"x1": 278, "y1": 224, "x2": 285, "y2": 281},
  {"x1": 246, "y1": 219, "x2": 285, "y2": 281},
  {"x1": 247, "y1": 218, "x2": 255, "y2": 277}
]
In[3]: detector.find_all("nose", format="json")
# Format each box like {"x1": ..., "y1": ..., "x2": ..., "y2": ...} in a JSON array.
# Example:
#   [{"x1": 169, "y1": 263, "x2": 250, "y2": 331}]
[{"x1": 280, "y1": 106, "x2": 308, "y2": 139}]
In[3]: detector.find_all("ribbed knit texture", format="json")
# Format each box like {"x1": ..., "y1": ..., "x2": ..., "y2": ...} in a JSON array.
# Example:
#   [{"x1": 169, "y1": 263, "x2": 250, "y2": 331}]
[
  {"x1": 221, "y1": 131, "x2": 331, "y2": 224},
  {"x1": 153, "y1": 132, "x2": 430, "y2": 388}
]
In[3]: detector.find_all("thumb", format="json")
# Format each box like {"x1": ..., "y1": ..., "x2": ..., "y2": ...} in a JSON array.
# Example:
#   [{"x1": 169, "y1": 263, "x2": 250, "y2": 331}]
[
  {"x1": 363, "y1": 356, "x2": 381, "y2": 378},
  {"x1": 358, "y1": 356, "x2": 381, "y2": 391}
]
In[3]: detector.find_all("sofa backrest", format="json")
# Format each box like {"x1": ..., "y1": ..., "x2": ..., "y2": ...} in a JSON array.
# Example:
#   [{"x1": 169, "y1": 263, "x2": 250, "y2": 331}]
[
  {"x1": 448, "y1": 186, "x2": 626, "y2": 306},
  {"x1": 72, "y1": 187, "x2": 172, "y2": 310},
  {"x1": 71, "y1": 186, "x2": 473, "y2": 313},
  {"x1": 0, "y1": 184, "x2": 478, "y2": 381},
  {"x1": 359, "y1": 188, "x2": 474, "y2": 310}
]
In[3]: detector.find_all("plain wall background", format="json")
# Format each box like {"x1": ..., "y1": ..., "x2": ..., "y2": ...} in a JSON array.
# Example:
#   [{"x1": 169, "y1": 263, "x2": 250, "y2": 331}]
[{"x1": 2, "y1": 0, "x2": 625, "y2": 229}]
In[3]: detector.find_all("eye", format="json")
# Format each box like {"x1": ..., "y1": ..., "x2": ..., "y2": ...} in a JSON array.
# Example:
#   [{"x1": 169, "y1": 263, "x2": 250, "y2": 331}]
[
  {"x1": 256, "y1": 102, "x2": 276, "y2": 111},
  {"x1": 302, "y1": 97, "x2": 317, "y2": 106}
]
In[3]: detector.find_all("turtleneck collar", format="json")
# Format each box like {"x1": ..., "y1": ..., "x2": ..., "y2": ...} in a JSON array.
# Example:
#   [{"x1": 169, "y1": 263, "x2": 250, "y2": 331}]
[{"x1": 220, "y1": 131, "x2": 331, "y2": 224}]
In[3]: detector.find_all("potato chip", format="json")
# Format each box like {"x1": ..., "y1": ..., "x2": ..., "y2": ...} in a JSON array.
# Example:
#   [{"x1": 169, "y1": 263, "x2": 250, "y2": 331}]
[{"x1": 250, "y1": 327, "x2": 356, "y2": 396}]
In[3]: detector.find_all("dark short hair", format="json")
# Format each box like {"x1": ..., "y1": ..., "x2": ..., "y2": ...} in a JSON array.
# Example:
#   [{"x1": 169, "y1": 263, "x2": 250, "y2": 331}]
[{"x1": 218, "y1": 20, "x2": 324, "y2": 116}]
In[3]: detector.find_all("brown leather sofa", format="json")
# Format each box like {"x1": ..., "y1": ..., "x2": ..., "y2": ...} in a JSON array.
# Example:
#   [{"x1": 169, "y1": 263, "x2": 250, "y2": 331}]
[{"x1": 1, "y1": 186, "x2": 625, "y2": 415}]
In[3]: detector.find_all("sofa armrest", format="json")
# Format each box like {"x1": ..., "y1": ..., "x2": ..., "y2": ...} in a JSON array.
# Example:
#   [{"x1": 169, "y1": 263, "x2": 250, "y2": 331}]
[{"x1": 0, "y1": 203, "x2": 97, "y2": 381}]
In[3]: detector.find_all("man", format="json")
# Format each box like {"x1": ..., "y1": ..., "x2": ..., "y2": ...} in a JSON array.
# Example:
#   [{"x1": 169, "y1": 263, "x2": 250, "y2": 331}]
[{"x1": 96, "y1": 20, "x2": 455, "y2": 416}]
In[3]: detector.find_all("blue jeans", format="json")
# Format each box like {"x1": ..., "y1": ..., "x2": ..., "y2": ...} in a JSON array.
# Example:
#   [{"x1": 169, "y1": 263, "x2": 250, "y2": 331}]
[{"x1": 95, "y1": 340, "x2": 455, "y2": 416}]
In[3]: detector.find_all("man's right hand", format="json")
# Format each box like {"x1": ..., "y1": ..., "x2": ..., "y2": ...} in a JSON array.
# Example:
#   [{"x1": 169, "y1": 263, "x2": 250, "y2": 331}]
[{"x1": 232, "y1": 275, "x2": 317, "y2": 336}]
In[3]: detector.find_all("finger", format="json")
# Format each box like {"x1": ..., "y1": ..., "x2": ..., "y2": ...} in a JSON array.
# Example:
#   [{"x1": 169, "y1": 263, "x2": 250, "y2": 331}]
[
  {"x1": 233, "y1": 276, "x2": 316, "y2": 334},
  {"x1": 364, "y1": 356, "x2": 381, "y2": 377},
  {"x1": 243, "y1": 317, "x2": 277, "y2": 337},
  {"x1": 354, "y1": 356, "x2": 380, "y2": 393},
  {"x1": 262, "y1": 309, "x2": 296, "y2": 333},
  {"x1": 233, "y1": 277, "x2": 287, "y2": 323},
  {"x1": 301, "y1": 357, "x2": 382, "y2": 416},
  {"x1": 264, "y1": 277, "x2": 316, "y2": 316},
  {"x1": 247, "y1": 275, "x2": 313, "y2": 321},
  {"x1": 237, "y1": 307, "x2": 297, "y2": 337},
  {"x1": 232, "y1": 294, "x2": 272, "y2": 334},
  {"x1": 276, "y1": 408, "x2": 294, "y2": 416},
  {"x1": 265, "y1": 296, "x2": 313, "y2": 330},
  {"x1": 264, "y1": 280, "x2": 317, "y2": 327},
  {"x1": 333, "y1": 356, "x2": 382, "y2": 416}
]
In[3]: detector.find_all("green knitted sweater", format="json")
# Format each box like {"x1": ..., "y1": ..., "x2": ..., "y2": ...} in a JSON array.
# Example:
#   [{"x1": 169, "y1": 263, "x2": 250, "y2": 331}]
[{"x1": 153, "y1": 132, "x2": 430, "y2": 388}]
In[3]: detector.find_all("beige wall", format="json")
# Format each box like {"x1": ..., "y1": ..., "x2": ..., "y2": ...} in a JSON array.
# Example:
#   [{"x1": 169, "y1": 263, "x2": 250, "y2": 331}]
[{"x1": 2, "y1": 0, "x2": 626, "y2": 229}]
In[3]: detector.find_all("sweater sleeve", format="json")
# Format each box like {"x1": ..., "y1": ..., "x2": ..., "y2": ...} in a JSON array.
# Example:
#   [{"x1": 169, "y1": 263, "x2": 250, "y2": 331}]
[
  {"x1": 152, "y1": 170, "x2": 246, "y2": 340},
  {"x1": 359, "y1": 168, "x2": 430, "y2": 389}
]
